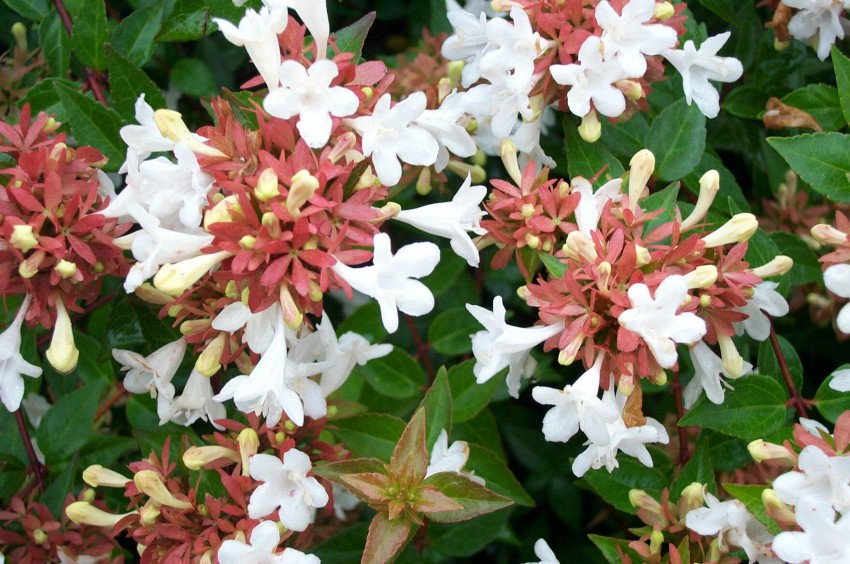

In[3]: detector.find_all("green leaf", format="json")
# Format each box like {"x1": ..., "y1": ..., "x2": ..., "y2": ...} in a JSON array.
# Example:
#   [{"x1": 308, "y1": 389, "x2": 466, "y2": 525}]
[
  {"x1": 41, "y1": 459, "x2": 78, "y2": 515},
  {"x1": 338, "y1": 301, "x2": 387, "y2": 343},
  {"x1": 589, "y1": 535, "x2": 646, "y2": 564},
  {"x1": 678, "y1": 375, "x2": 787, "y2": 441},
  {"x1": 582, "y1": 457, "x2": 667, "y2": 514},
  {"x1": 106, "y1": 45, "x2": 167, "y2": 122},
  {"x1": 695, "y1": 0, "x2": 738, "y2": 23},
  {"x1": 363, "y1": 512, "x2": 414, "y2": 564},
  {"x1": 670, "y1": 439, "x2": 714, "y2": 501},
  {"x1": 769, "y1": 231, "x2": 822, "y2": 292},
  {"x1": 466, "y1": 443, "x2": 534, "y2": 506},
  {"x1": 37, "y1": 380, "x2": 106, "y2": 463},
  {"x1": 448, "y1": 359, "x2": 500, "y2": 423},
  {"x1": 423, "y1": 472, "x2": 513, "y2": 523},
  {"x1": 312, "y1": 457, "x2": 387, "y2": 483},
  {"x1": 564, "y1": 117, "x2": 625, "y2": 181},
  {"x1": 312, "y1": 523, "x2": 369, "y2": 562},
  {"x1": 39, "y1": 10, "x2": 70, "y2": 77},
  {"x1": 645, "y1": 98, "x2": 707, "y2": 181},
  {"x1": 330, "y1": 12, "x2": 376, "y2": 60},
  {"x1": 767, "y1": 132, "x2": 850, "y2": 203},
  {"x1": 722, "y1": 483, "x2": 781, "y2": 534},
  {"x1": 359, "y1": 348, "x2": 424, "y2": 399},
  {"x1": 110, "y1": 3, "x2": 166, "y2": 67},
  {"x1": 723, "y1": 85, "x2": 769, "y2": 120},
  {"x1": 69, "y1": 0, "x2": 108, "y2": 70},
  {"x1": 53, "y1": 82, "x2": 125, "y2": 171},
  {"x1": 422, "y1": 368, "x2": 452, "y2": 452},
  {"x1": 815, "y1": 365, "x2": 850, "y2": 423},
  {"x1": 599, "y1": 113, "x2": 649, "y2": 161},
  {"x1": 2, "y1": 0, "x2": 48, "y2": 20},
  {"x1": 170, "y1": 58, "x2": 218, "y2": 98},
  {"x1": 157, "y1": 0, "x2": 243, "y2": 42},
  {"x1": 390, "y1": 407, "x2": 429, "y2": 481},
  {"x1": 782, "y1": 84, "x2": 845, "y2": 132},
  {"x1": 331, "y1": 413, "x2": 406, "y2": 461},
  {"x1": 757, "y1": 334, "x2": 804, "y2": 391},
  {"x1": 21, "y1": 78, "x2": 73, "y2": 115},
  {"x1": 428, "y1": 509, "x2": 513, "y2": 557},
  {"x1": 832, "y1": 45, "x2": 850, "y2": 127},
  {"x1": 540, "y1": 253, "x2": 568, "y2": 279},
  {"x1": 642, "y1": 181, "x2": 680, "y2": 235},
  {"x1": 428, "y1": 307, "x2": 480, "y2": 356}
]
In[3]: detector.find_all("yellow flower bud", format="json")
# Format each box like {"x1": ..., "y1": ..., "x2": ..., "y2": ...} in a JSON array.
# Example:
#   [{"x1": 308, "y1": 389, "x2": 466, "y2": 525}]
[
  {"x1": 66, "y1": 502, "x2": 136, "y2": 527},
  {"x1": 747, "y1": 439, "x2": 797, "y2": 465},
  {"x1": 154, "y1": 251, "x2": 233, "y2": 296},
  {"x1": 18, "y1": 250, "x2": 45, "y2": 279},
  {"x1": 653, "y1": 1, "x2": 675, "y2": 20},
  {"x1": 681, "y1": 170, "x2": 720, "y2": 231},
  {"x1": 83, "y1": 465, "x2": 131, "y2": 488},
  {"x1": 195, "y1": 333, "x2": 227, "y2": 377},
  {"x1": 254, "y1": 168, "x2": 280, "y2": 202},
  {"x1": 717, "y1": 334, "x2": 745, "y2": 378},
  {"x1": 683, "y1": 265, "x2": 718, "y2": 289},
  {"x1": 701, "y1": 213, "x2": 758, "y2": 248},
  {"x1": 679, "y1": 482, "x2": 705, "y2": 513},
  {"x1": 238, "y1": 428, "x2": 260, "y2": 476},
  {"x1": 628, "y1": 150, "x2": 655, "y2": 212},
  {"x1": 183, "y1": 446, "x2": 240, "y2": 471},
  {"x1": 10, "y1": 224, "x2": 38, "y2": 253},
  {"x1": 11, "y1": 22, "x2": 27, "y2": 50},
  {"x1": 751, "y1": 255, "x2": 794, "y2": 278},
  {"x1": 46, "y1": 298, "x2": 79, "y2": 374},
  {"x1": 279, "y1": 286, "x2": 303, "y2": 330},
  {"x1": 133, "y1": 470, "x2": 193, "y2": 510},
  {"x1": 500, "y1": 139, "x2": 522, "y2": 185},
  {"x1": 153, "y1": 110, "x2": 227, "y2": 158},
  {"x1": 578, "y1": 110, "x2": 602, "y2": 143},
  {"x1": 203, "y1": 195, "x2": 241, "y2": 230},
  {"x1": 54, "y1": 259, "x2": 77, "y2": 280}
]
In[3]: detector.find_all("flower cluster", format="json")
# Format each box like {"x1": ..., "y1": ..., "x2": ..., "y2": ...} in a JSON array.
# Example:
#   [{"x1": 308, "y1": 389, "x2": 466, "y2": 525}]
[{"x1": 768, "y1": 0, "x2": 850, "y2": 60}]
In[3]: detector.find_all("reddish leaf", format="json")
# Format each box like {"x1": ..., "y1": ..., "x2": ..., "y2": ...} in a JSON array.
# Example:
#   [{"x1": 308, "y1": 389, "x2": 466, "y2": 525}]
[
  {"x1": 389, "y1": 407, "x2": 428, "y2": 483},
  {"x1": 421, "y1": 472, "x2": 513, "y2": 523},
  {"x1": 411, "y1": 486, "x2": 463, "y2": 515},
  {"x1": 340, "y1": 472, "x2": 391, "y2": 505},
  {"x1": 362, "y1": 511, "x2": 414, "y2": 564},
  {"x1": 312, "y1": 458, "x2": 387, "y2": 483}
]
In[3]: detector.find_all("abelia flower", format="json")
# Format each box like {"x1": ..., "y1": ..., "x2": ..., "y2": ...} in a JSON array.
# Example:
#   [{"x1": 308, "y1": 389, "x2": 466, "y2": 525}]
[
  {"x1": 772, "y1": 496, "x2": 850, "y2": 563},
  {"x1": 478, "y1": 6, "x2": 552, "y2": 87},
  {"x1": 425, "y1": 429, "x2": 482, "y2": 485},
  {"x1": 113, "y1": 337, "x2": 186, "y2": 420},
  {"x1": 277, "y1": 0, "x2": 330, "y2": 60},
  {"x1": 571, "y1": 176, "x2": 623, "y2": 237},
  {"x1": 0, "y1": 294, "x2": 41, "y2": 412},
  {"x1": 824, "y1": 263, "x2": 850, "y2": 333},
  {"x1": 734, "y1": 281, "x2": 790, "y2": 341},
  {"x1": 550, "y1": 35, "x2": 629, "y2": 118},
  {"x1": 218, "y1": 520, "x2": 320, "y2": 564},
  {"x1": 772, "y1": 445, "x2": 850, "y2": 513},
  {"x1": 414, "y1": 91, "x2": 477, "y2": 172},
  {"x1": 247, "y1": 449, "x2": 329, "y2": 531},
  {"x1": 162, "y1": 369, "x2": 226, "y2": 429},
  {"x1": 214, "y1": 4, "x2": 288, "y2": 90},
  {"x1": 830, "y1": 366, "x2": 850, "y2": 392},
  {"x1": 783, "y1": 0, "x2": 848, "y2": 60},
  {"x1": 118, "y1": 95, "x2": 175, "y2": 168},
  {"x1": 442, "y1": 5, "x2": 492, "y2": 87},
  {"x1": 683, "y1": 340, "x2": 752, "y2": 408},
  {"x1": 522, "y1": 538, "x2": 560, "y2": 564},
  {"x1": 595, "y1": 0, "x2": 678, "y2": 76}
]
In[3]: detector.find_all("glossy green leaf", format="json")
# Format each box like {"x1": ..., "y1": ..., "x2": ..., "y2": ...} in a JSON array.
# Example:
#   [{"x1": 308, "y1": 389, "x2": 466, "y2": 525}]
[
  {"x1": 428, "y1": 509, "x2": 513, "y2": 557},
  {"x1": 589, "y1": 535, "x2": 645, "y2": 564},
  {"x1": 564, "y1": 117, "x2": 625, "y2": 181},
  {"x1": 815, "y1": 365, "x2": 850, "y2": 423},
  {"x1": 359, "y1": 348, "x2": 424, "y2": 399},
  {"x1": 465, "y1": 443, "x2": 534, "y2": 506},
  {"x1": 540, "y1": 253, "x2": 568, "y2": 279},
  {"x1": 782, "y1": 84, "x2": 845, "y2": 132},
  {"x1": 679, "y1": 375, "x2": 787, "y2": 441},
  {"x1": 670, "y1": 438, "x2": 714, "y2": 501},
  {"x1": 331, "y1": 413, "x2": 406, "y2": 461},
  {"x1": 330, "y1": 12, "x2": 376, "y2": 60},
  {"x1": 428, "y1": 307, "x2": 480, "y2": 356},
  {"x1": 582, "y1": 457, "x2": 667, "y2": 514},
  {"x1": 2, "y1": 0, "x2": 48, "y2": 20},
  {"x1": 757, "y1": 333, "x2": 804, "y2": 390},
  {"x1": 723, "y1": 85, "x2": 769, "y2": 120},
  {"x1": 832, "y1": 45, "x2": 850, "y2": 126},
  {"x1": 37, "y1": 380, "x2": 106, "y2": 463},
  {"x1": 312, "y1": 457, "x2": 387, "y2": 483},
  {"x1": 110, "y1": 3, "x2": 166, "y2": 67},
  {"x1": 645, "y1": 98, "x2": 707, "y2": 181},
  {"x1": 768, "y1": 132, "x2": 850, "y2": 203},
  {"x1": 53, "y1": 81, "x2": 125, "y2": 171},
  {"x1": 157, "y1": 0, "x2": 243, "y2": 42},
  {"x1": 170, "y1": 57, "x2": 218, "y2": 97},
  {"x1": 38, "y1": 11, "x2": 70, "y2": 77},
  {"x1": 69, "y1": 0, "x2": 108, "y2": 70},
  {"x1": 423, "y1": 472, "x2": 513, "y2": 523},
  {"x1": 106, "y1": 45, "x2": 167, "y2": 122},
  {"x1": 769, "y1": 231, "x2": 822, "y2": 293},
  {"x1": 422, "y1": 368, "x2": 452, "y2": 452},
  {"x1": 642, "y1": 181, "x2": 680, "y2": 235},
  {"x1": 447, "y1": 359, "x2": 500, "y2": 423}
]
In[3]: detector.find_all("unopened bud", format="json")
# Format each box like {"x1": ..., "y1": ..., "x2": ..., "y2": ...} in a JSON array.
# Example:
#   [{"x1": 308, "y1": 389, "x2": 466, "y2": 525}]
[
  {"x1": 279, "y1": 286, "x2": 303, "y2": 329},
  {"x1": 445, "y1": 161, "x2": 486, "y2": 184},
  {"x1": 653, "y1": 1, "x2": 675, "y2": 20},
  {"x1": 471, "y1": 149, "x2": 487, "y2": 168},
  {"x1": 649, "y1": 530, "x2": 664, "y2": 555},
  {"x1": 628, "y1": 150, "x2": 655, "y2": 212},
  {"x1": 11, "y1": 22, "x2": 27, "y2": 50},
  {"x1": 287, "y1": 170, "x2": 320, "y2": 218},
  {"x1": 563, "y1": 231, "x2": 598, "y2": 262},
  {"x1": 360, "y1": 87, "x2": 374, "y2": 101},
  {"x1": 274, "y1": 431, "x2": 286, "y2": 444},
  {"x1": 747, "y1": 439, "x2": 797, "y2": 465},
  {"x1": 134, "y1": 470, "x2": 193, "y2": 510},
  {"x1": 183, "y1": 445, "x2": 240, "y2": 470},
  {"x1": 262, "y1": 211, "x2": 281, "y2": 238},
  {"x1": 195, "y1": 333, "x2": 226, "y2": 377},
  {"x1": 679, "y1": 482, "x2": 705, "y2": 512},
  {"x1": 578, "y1": 110, "x2": 601, "y2": 143},
  {"x1": 717, "y1": 334, "x2": 745, "y2": 378},
  {"x1": 327, "y1": 132, "x2": 357, "y2": 164},
  {"x1": 437, "y1": 77, "x2": 453, "y2": 104},
  {"x1": 200, "y1": 550, "x2": 214, "y2": 564},
  {"x1": 239, "y1": 236, "x2": 256, "y2": 250},
  {"x1": 521, "y1": 203, "x2": 536, "y2": 218},
  {"x1": 701, "y1": 213, "x2": 758, "y2": 247},
  {"x1": 500, "y1": 139, "x2": 523, "y2": 185},
  {"x1": 10, "y1": 224, "x2": 38, "y2": 252},
  {"x1": 46, "y1": 298, "x2": 79, "y2": 374},
  {"x1": 811, "y1": 223, "x2": 847, "y2": 246},
  {"x1": 54, "y1": 259, "x2": 77, "y2": 280},
  {"x1": 525, "y1": 233, "x2": 540, "y2": 249},
  {"x1": 153, "y1": 110, "x2": 227, "y2": 158},
  {"x1": 762, "y1": 488, "x2": 796, "y2": 524},
  {"x1": 354, "y1": 165, "x2": 378, "y2": 190},
  {"x1": 238, "y1": 428, "x2": 260, "y2": 476},
  {"x1": 616, "y1": 79, "x2": 643, "y2": 101},
  {"x1": 66, "y1": 502, "x2": 136, "y2": 527},
  {"x1": 154, "y1": 251, "x2": 233, "y2": 296},
  {"x1": 204, "y1": 195, "x2": 241, "y2": 229},
  {"x1": 617, "y1": 374, "x2": 635, "y2": 396},
  {"x1": 416, "y1": 167, "x2": 432, "y2": 196},
  {"x1": 308, "y1": 280, "x2": 323, "y2": 302},
  {"x1": 254, "y1": 168, "x2": 280, "y2": 202},
  {"x1": 683, "y1": 265, "x2": 718, "y2": 289},
  {"x1": 83, "y1": 465, "x2": 131, "y2": 488},
  {"x1": 699, "y1": 294, "x2": 712, "y2": 308},
  {"x1": 751, "y1": 255, "x2": 794, "y2": 278},
  {"x1": 18, "y1": 250, "x2": 45, "y2": 278},
  {"x1": 635, "y1": 245, "x2": 651, "y2": 267},
  {"x1": 139, "y1": 502, "x2": 161, "y2": 525},
  {"x1": 774, "y1": 37, "x2": 790, "y2": 51},
  {"x1": 681, "y1": 170, "x2": 720, "y2": 231},
  {"x1": 516, "y1": 285, "x2": 530, "y2": 300},
  {"x1": 629, "y1": 489, "x2": 662, "y2": 514}
]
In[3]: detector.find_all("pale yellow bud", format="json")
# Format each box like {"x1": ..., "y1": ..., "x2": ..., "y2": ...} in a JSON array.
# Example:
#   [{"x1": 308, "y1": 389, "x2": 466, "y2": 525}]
[
  {"x1": 154, "y1": 251, "x2": 233, "y2": 296},
  {"x1": 578, "y1": 110, "x2": 602, "y2": 143},
  {"x1": 354, "y1": 165, "x2": 378, "y2": 190},
  {"x1": 445, "y1": 161, "x2": 487, "y2": 184},
  {"x1": 238, "y1": 428, "x2": 260, "y2": 476},
  {"x1": 701, "y1": 213, "x2": 758, "y2": 248},
  {"x1": 683, "y1": 265, "x2": 718, "y2": 289},
  {"x1": 717, "y1": 334, "x2": 745, "y2": 378},
  {"x1": 762, "y1": 488, "x2": 796, "y2": 523},
  {"x1": 563, "y1": 231, "x2": 598, "y2": 262},
  {"x1": 66, "y1": 502, "x2": 136, "y2": 527},
  {"x1": 747, "y1": 439, "x2": 797, "y2": 465},
  {"x1": 10, "y1": 224, "x2": 38, "y2": 252},
  {"x1": 239, "y1": 236, "x2": 256, "y2": 250},
  {"x1": 83, "y1": 465, "x2": 131, "y2": 488},
  {"x1": 629, "y1": 489, "x2": 661, "y2": 513},
  {"x1": 254, "y1": 168, "x2": 280, "y2": 202},
  {"x1": 54, "y1": 259, "x2": 77, "y2": 280},
  {"x1": 679, "y1": 482, "x2": 705, "y2": 512},
  {"x1": 200, "y1": 551, "x2": 214, "y2": 564},
  {"x1": 500, "y1": 139, "x2": 523, "y2": 185},
  {"x1": 811, "y1": 223, "x2": 848, "y2": 246},
  {"x1": 617, "y1": 374, "x2": 635, "y2": 396},
  {"x1": 153, "y1": 110, "x2": 226, "y2": 158},
  {"x1": 139, "y1": 501, "x2": 161, "y2": 526},
  {"x1": 18, "y1": 250, "x2": 44, "y2": 279},
  {"x1": 437, "y1": 77, "x2": 453, "y2": 105},
  {"x1": 653, "y1": 1, "x2": 675, "y2": 20},
  {"x1": 287, "y1": 170, "x2": 320, "y2": 218},
  {"x1": 416, "y1": 167, "x2": 432, "y2": 196},
  {"x1": 774, "y1": 37, "x2": 790, "y2": 51},
  {"x1": 134, "y1": 283, "x2": 174, "y2": 305},
  {"x1": 471, "y1": 149, "x2": 487, "y2": 168},
  {"x1": 262, "y1": 212, "x2": 281, "y2": 238},
  {"x1": 33, "y1": 527, "x2": 47, "y2": 544},
  {"x1": 699, "y1": 294, "x2": 712, "y2": 308},
  {"x1": 195, "y1": 333, "x2": 227, "y2": 377},
  {"x1": 521, "y1": 203, "x2": 536, "y2": 218},
  {"x1": 628, "y1": 150, "x2": 655, "y2": 212},
  {"x1": 516, "y1": 285, "x2": 530, "y2": 300},
  {"x1": 649, "y1": 530, "x2": 664, "y2": 555},
  {"x1": 11, "y1": 22, "x2": 27, "y2": 50},
  {"x1": 280, "y1": 286, "x2": 303, "y2": 330},
  {"x1": 681, "y1": 170, "x2": 720, "y2": 231},
  {"x1": 46, "y1": 298, "x2": 79, "y2": 374},
  {"x1": 327, "y1": 132, "x2": 357, "y2": 164},
  {"x1": 183, "y1": 445, "x2": 240, "y2": 470},
  {"x1": 615, "y1": 79, "x2": 643, "y2": 101},
  {"x1": 751, "y1": 255, "x2": 794, "y2": 278},
  {"x1": 635, "y1": 245, "x2": 651, "y2": 267},
  {"x1": 525, "y1": 233, "x2": 540, "y2": 249},
  {"x1": 134, "y1": 470, "x2": 193, "y2": 509},
  {"x1": 360, "y1": 87, "x2": 374, "y2": 101},
  {"x1": 204, "y1": 195, "x2": 241, "y2": 230}
]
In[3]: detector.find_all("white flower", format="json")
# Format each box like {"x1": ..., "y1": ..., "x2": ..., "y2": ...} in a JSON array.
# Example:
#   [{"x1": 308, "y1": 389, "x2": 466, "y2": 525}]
[
  {"x1": 572, "y1": 382, "x2": 669, "y2": 477},
  {"x1": 830, "y1": 367, "x2": 850, "y2": 392},
  {"x1": 550, "y1": 36, "x2": 629, "y2": 118},
  {"x1": 772, "y1": 445, "x2": 850, "y2": 513},
  {"x1": 783, "y1": 0, "x2": 847, "y2": 60},
  {"x1": 683, "y1": 340, "x2": 752, "y2": 408},
  {"x1": 462, "y1": 72, "x2": 536, "y2": 140},
  {"x1": 218, "y1": 520, "x2": 321, "y2": 564},
  {"x1": 772, "y1": 496, "x2": 850, "y2": 563},
  {"x1": 442, "y1": 6, "x2": 491, "y2": 87},
  {"x1": 479, "y1": 7, "x2": 551, "y2": 86},
  {"x1": 595, "y1": 0, "x2": 678, "y2": 76},
  {"x1": 522, "y1": 539, "x2": 560, "y2": 564},
  {"x1": 247, "y1": 449, "x2": 329, "y2": 531},
  {"x1": 21, "y1": 394, "x2": 50, "y2": 428},
  {"x1": 331, "y1": 233, "x2": 440, "y2": 334},
  {"x1": 331, "y1": 483, "x2": 360, "y2": 520},
  {"x1": 618, "y1": 275, "x2": 707, "y2": 368},
  {"x1": 662, "y1": 32, "x2": 743, "y2": 119},
  {"x1": 414, "y1": 92, "x2": 477, "y2": 172},
  {"x1": 824, "y1": 263, "x2": 850, "y2": 333},
  {"x1": 734, "y1": 281, "x2": 790, "y2": 341},
  {"x1": 531, "y1": 355, "x2": 620, "y2": 446},
  {"x1": 0, "y1": 294, "x2": 42, "y2": 412},
  {"x1": 685, "y1": 490, "x2": 779, "y2": 564},
  {"x1": 275, "y1": 0, "x2": 330, "y2": 60},
  {"x1": 571, "y1": 177, "x2": 623, "y2": 236},
  {"x1": 347, "y1": 92, "x2": 439, "y2": 186},
  {"x1": 466, "y1": 296, "x2": 564, "y2": 398},
  {"x1": 118, "y1": 95, "x2": 174, "y2": 169},
  {"x1": 162, "y1": 369, "x2": 226, "y2": 429},
  {"x1": 214, "y1": 5, "x2": 288, "y2": 90},
  {"x1": 264, "y1": 59, "x2": 359, "y2": 149},
  {"x1": 426, "y1": 429, "x2": 470, "y2": 477},
  {"x1": 212, "y1": 301, "x2": 281, "y2": 355},
  {"x1": 394, "y1": 174, "x2": 487, "y2": 267},
  {"x1": 113, "y1": 338, "x2": 186, "y2": 420}
]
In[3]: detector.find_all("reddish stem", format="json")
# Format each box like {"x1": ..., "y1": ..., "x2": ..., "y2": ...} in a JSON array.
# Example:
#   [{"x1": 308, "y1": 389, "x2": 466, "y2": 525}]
[
  {"x1": 769, "y1": 324, "x2": 808, "y2": 418},
  {"x1": 15, "y1": 409, "x2": 45, "y2": 494},
  {"x1": 51, "y1": 0, "x2": 109, "y2": 106},
  {"x1": 671, "y1": 372, "x2": 691, "y2": 466},
  {"x1": 405, "y1": 315, "x2": 435, "y2": 383},
  {"x1": 94, "y1": 384, "x2": 127, "y2": 422}
]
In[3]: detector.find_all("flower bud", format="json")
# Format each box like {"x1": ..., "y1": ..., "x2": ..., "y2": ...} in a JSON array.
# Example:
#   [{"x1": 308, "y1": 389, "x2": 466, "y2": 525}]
[
  {"x1": 139, "y1": 501, "x2": 161, "y2": 525},
  {"x1": 327, "y1": 132, "x2": 357, "y2": 164},
  {"x1": 811, "y1": 223, "x2": 847, "y2": 246},
  {"x1": 238, "y1": 428, "x2": 261, "y2": 476},
  {"x1": 578, "y1": 110, "x2": 602, "y2": 143},
  {"x1": 649, "y1": 530, "x2": 664, "y2": 555},
  {"x1": 679, "y1": 482, "x2": 705, "y2": 513},
  {"x1": 153, "y1": 110, "x2": 227, "y2": 158},
  {"x1": 183, "y1": 445, "x2": 240, "y2": 470},
  {"x1": 10, "y1": 224, "x2": 38, "y2": 253},
  {"x1": 683, "y1": 265, "x2": 718, "y2": 289},
  {"x1": 617, "y1": 374, "x2": 635, "y2": 396},
  {"x1": 521, "y1": 203, "x2": 536, "y2": 218},
  {"x1": 747, "y1": 439, "x2": 797, "y2": 465},
  {"x1": 635, "y1": 245, "x2": 651, "y2": 267},
  {"x1": 445, "y1": 161, "x2": 487, "y2": 184},
  {"x1": 653, "y1": 1, "x2": 675, "y2": 20},
  {"x1": 378, "y1": 202, "x2": 401, "y2": 221},
  {"x1": 195, "y1": 333, "x2": 226, "y2": 377},
  {"x1": 83, "y1": 465, "x2": 131, "y2": 488},
  {"x1": 18, "y1": 250, "x2": 45, "y2": 278},
  {"x1": 66, "y1": 502, "x2": 136, "y2": 527},
  {"x1": 54, "y1": 259, "x2": 77, "y2": 280},
  {"x1": 287, "y1": 170, "x2": 320, "y2": 218},
  {"x1": 615, "y1": 79, "x2": 643, "y2": 101},
  {"x1": 437, "y1": 77, "x2": 453, "y2": 104},
  {"x1": 154, "y1": 251, "x2": 233, "y2": 296},
  {"x1": 46, "y1": 298, "x2": 79, "y2": 374},
  {"x1": 500, "y1": 139, "x2": 522, "y2": 185},
  {"x1": 563, "y1": 231, "x2": 598, "y2": 262},
  {"x1": 354, "y1": 165, "x2": 379, "y2": 190},
  {"x1": 628, "y1": 150, "x2": 655, "y2": 212},
  {"x1": 751, "y1": 255, "x2": 794, "y2": 278},
  {"x1": 416, "y1": 167, "x2": 432, "y2": 196},
  {"x1": 11, "y1": 22, "x2": 27, "y2": 50},
  {"x1": 681, "y1": 170, "x2": 720, "y2": 231},
  {"x1": 447, "y1": 61, "x2": 464, "y2": 86},
  {"x1": 254, "y1": 168, "x2": 280, "y2": 202},
  {"x1": 701, "y1": 213, "x2": 758, "y2": 247},
  {"x1": 525, "y1": 233, "x2": 540, "y2": 249},
  {"x1": 629, "y1": 489, "x2": 662, "y2": 514},
  {"x1": 204, "y1": 195, "x2": 241, "y2": 229},
  {"x1": 32, "y1": 527, "x2": 47, "y2": 544},
  {"x1": 134, "y1": 470, "x2": 193, "y2": 510},
  {"x1": 762, "y1": 488, "x2": 796, "y2": 524},
  {"x1": 280, "y1": 286, "x2": 303, "y2": 329},
  {"x1": 717, "y1": 334, "x2": 745, "y2": 378}
]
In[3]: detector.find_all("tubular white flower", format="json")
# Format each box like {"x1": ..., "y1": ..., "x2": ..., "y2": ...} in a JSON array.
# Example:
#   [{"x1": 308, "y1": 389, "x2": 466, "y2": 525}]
[
  {"x1": 683, "y1": 340, "x2": 751, "y2": 408},
  {"x1": 426, "y1": 429, "x2": 473, "y2": 478},
  {"x1": 479, "y1": 6, "x2": 552, "y2": 87},
  {"x1": 571, "y1": 177, "x2": 623, "y2": 236},
  {"x1": 0, "y1": 295, "x2": 42, "y2": 412},
  {"x1": 442, "y1": 6, "x2": 492, "y2": 87},
  {"x1": 331, "y1": 233, "x2": 440, "y2": 333},
  {"x1": 824, "y1": 264, "x2": 850, "y2": 333},
  {"x1": 278, "y1": 0, "x2": 330, "y2": 60},
  {"x1": 772, "y1": 496, "x2": 850, "y2": 563},
  {"x1": 113, "y1": 338, "x2": 186, "y2": 420},
  {"x1": 734, "y1": 281, "x2": 790, "y2": 341},
  {"x1": 830, "y1": 367, "x2": 850, "y2": 392},
  {"x1": 163, "y1": 369, "x2": 226, "y2": 429},
  {"x1": 700, "y1": 213, "x2": 758, "y2": 248},
  {"x1": 523, "y1": 538, "x2": 560, "y2": 564},
  {"x1": 118, "y1": 95, "x2": 175, "y2": 170},
  {"x1": 414, "y1": 92, "x2": 477, "y2": 172},
  {"x1": 218, "y1": 520, "x2": 322, "y2": 563},
  {"x1": 550, "y1": 36, "x2": 629, "y2": 118},
  {"x1": 214, "y1": 4, "x2": 288, "y2": 90},
  {"x1": 595, "y1": 0, "x2": 678, "y2": 76},
  {"x1": 772, "y1": 445, "x2": 850, "y2": 513},
  {"x1": 154, "y1": 250, "x2": 234, "y2": 296},
  {"x1": 783, "y1": 0, "x2": 847, "y2": 60}
]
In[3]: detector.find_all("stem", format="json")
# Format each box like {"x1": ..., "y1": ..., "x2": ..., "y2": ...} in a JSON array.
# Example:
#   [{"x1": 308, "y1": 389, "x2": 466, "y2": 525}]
[
  {"x1": 405, "y1": 315, "x2": 435, "y2": 383},
  {"x1": 769, "y1": 324, "x2": 808, "y2": 418},
  {"x1": 671, "y1": 372, "x2": 691, "y2": 466},
  {"x1": 51, "y1": 0, "x2": 109, "y2": 106},
  {"x1": 94, "y1": 384, "x2": 127, "y2": 422},
  {"x1": 15, "y1": 409, "x2": 45, "y2": 494}
]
